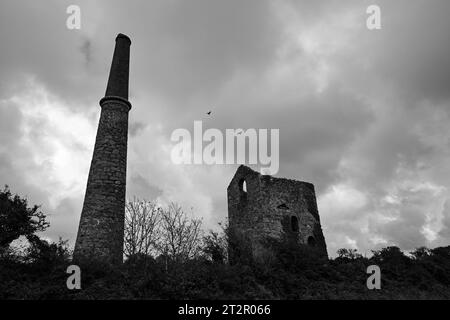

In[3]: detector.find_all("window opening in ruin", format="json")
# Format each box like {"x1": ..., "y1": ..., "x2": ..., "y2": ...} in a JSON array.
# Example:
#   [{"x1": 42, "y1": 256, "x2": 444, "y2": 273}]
[
  {"x1": 239, "y1": 179, "x2": 247, "y2": 193},
  {"x1": 291, "y1": 216, "x2": 299, "y2": 232}
]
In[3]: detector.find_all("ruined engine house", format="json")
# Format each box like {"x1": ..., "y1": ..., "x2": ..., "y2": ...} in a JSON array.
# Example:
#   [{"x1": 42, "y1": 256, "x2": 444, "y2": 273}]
[{"x1": 227, "y1": 165, "x2": 327, "y2": 262}]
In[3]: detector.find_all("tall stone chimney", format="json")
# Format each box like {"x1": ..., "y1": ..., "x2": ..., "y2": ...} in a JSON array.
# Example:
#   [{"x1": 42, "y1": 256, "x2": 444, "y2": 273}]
[{"x1": 73, "y1": 34, "x2": 132, "y2": 265}]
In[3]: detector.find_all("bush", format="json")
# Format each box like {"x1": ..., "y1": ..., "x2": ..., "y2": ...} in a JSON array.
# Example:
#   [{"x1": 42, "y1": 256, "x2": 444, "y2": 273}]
[{"x1": 0, "y1": 185, "x2": 49, "y2": 249}]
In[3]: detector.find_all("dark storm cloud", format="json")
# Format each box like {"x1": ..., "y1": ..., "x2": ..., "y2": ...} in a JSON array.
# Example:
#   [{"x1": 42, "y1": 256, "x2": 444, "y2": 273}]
[
  {"x1": 129, "y1": 0, "x2": 283, "y2": 101},
  {"x1": 329, "y1": 0, "x2": 450, "y2": 106},
  {"x1": 128, "y1": 174, "x2": 163, "y2": 200},
  {"x1": 80, "y1": 39, "x2": 92, "y2": 65},
  {"x1": 129, "y1": 121, "x2": 146, "y2": 137}
]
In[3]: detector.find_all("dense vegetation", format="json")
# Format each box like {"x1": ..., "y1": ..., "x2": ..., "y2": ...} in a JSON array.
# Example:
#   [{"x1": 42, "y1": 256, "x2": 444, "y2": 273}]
[{"x1": 1, "y1": 187, "x2": 450, "y2": 300}]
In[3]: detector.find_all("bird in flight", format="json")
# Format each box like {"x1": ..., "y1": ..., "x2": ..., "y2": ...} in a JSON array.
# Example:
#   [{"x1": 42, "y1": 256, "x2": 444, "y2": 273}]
[{"x1": 206, "y1": 111, "x2": 212, "y2": 115}]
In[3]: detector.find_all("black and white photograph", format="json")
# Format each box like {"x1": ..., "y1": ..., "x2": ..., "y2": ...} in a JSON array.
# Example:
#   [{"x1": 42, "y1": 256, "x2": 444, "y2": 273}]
[{"x1": 0, "y1": 0, "x2": 450, "y2": 313}]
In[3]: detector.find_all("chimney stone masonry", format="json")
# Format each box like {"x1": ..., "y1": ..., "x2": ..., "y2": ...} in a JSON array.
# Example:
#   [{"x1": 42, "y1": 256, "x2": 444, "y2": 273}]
[{"x1": 73, "y1": 34, "x2": 132, "y2": 265}]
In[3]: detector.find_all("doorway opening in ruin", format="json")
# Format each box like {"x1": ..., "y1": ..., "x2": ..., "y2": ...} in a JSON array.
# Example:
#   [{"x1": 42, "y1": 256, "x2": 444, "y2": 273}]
[
  {"x1": 291, "y1": 216, "x2": 299, "y2": 232},
  {"x1": 307, "y1": 236, "x2": 316, "y2": 247}
]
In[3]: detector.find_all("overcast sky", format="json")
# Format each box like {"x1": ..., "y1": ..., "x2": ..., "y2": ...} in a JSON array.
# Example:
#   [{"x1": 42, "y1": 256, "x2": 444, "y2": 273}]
[{"x1": 1, "y1": 0, "x2": 450, "y2": 256}]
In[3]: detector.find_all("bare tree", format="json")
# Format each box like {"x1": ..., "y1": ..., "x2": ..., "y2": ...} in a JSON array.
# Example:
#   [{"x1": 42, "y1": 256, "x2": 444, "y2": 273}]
[
  {"x1": 157, "y1": 202, "x2": 203, "y2": 261},
  {"x1": 124, "y1": 198, "x2": 161, "y2": 258}
]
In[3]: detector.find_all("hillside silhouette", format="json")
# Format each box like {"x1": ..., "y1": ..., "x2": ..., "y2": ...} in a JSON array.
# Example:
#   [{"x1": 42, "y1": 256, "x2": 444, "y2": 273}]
[{"x1": 1, "y1": 186, "x2": 450, "y2": 300}]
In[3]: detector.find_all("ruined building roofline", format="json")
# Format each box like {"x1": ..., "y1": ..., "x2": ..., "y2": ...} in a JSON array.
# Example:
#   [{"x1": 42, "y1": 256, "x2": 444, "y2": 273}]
[
  {"x1": 227, "y1": 165, "x2": 328, "y2": 262},
  {"x1": 226, "y1": 165, "x2": 259, "y2": 189},
  {"x1": 227, "y1": 164, "x2": 315, "y2": 191}
]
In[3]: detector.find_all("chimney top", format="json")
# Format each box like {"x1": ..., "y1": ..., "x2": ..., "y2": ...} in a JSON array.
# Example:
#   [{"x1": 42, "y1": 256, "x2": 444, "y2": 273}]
[
  {"x1": 116, "y1": 33, "x2": 131, "y2": 45},
  {"x1": 104, "y1": 33, "x2": 131, "y2": 100}
]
